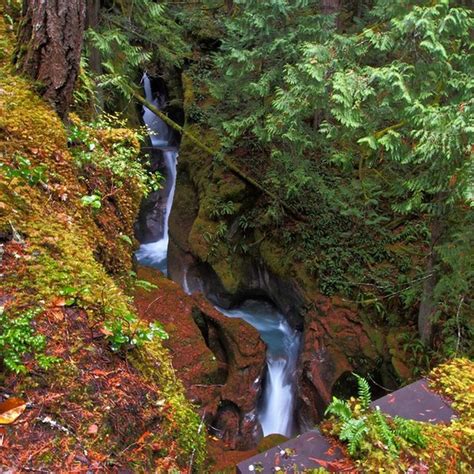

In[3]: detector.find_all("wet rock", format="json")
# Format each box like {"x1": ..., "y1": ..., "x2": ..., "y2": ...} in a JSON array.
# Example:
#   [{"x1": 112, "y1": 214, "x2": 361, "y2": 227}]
[
  {"x1": 297, "y1": 296, "x2": 380, "y2": 425},
  {"x1": 166, "y1": 117, "x2": 394, "y2": 437},
  {"x1": 134, "y1": 149, "x2": 168, "y2": 243},
  {"x1": 134, "y1": 265, "x2": 266, "y2": 449}
]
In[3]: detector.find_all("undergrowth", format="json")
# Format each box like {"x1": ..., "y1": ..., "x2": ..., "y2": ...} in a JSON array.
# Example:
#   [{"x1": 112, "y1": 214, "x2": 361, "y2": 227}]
[{"x1": 323, "y1": 360, "x2": 474, "y2": 472}]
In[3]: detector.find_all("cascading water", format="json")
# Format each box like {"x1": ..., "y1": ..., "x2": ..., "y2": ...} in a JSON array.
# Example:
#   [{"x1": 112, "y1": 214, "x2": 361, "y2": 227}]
[
  {"x1": 135, "y1": 74, "x2": 300, "y2": 439},
  {"x1": 135, "y1": 74, "x2": 178, "y2": 274},
  {"x1": 218, "y1": 300, "x2": 300, "y2": 437}
]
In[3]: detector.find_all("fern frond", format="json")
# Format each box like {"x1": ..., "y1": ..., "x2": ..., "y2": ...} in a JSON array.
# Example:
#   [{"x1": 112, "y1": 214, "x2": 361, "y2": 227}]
[
  {"x1": 373, "y1": 407, "x2": 398, "y2": 455},
  {"x1": 393, "y1": 416, "x2": 427, "y2": 448},
  {"x1": 325, "y1": 396, "x2": 352, "y2": 422},
  {"x1": 353, "y1": 373, "x2": 372, "y2": 409},
  {"x1": 340, "y1": 418, "x2": 369, "y2": 456}
]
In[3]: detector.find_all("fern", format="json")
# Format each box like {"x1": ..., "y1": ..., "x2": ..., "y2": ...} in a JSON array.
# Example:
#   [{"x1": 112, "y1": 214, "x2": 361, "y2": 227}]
[
  {"x1": 339, "y1": 418, "x2": 369, "y2": 456},
  {"x1": 373, "y1": 407, "x2": 398, "y2": 455},
  {"x1": 353, "y1": 373, "x2": 372, "y2": 410},
  {"x1": 393, "y1": 416, "x2": 427, "y2": 448},
  {"x1": 325, "y1": 396, "x2": 352, "y2": 422}
]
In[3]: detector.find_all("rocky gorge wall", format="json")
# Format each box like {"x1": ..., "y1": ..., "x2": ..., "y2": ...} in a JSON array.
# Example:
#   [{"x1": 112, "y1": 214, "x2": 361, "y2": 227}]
[
  {"x1": 134, "y1": 266, "x2": 266, "y2": 451},
  {"x1": 163, "y1": 75, "x2": 413, "y2": 437}
]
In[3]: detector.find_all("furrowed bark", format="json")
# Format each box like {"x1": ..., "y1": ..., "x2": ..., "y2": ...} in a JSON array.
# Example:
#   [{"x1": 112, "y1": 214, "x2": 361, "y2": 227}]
[{"x1": 15, "y1": 0, "x2": 86, "y2": 119}]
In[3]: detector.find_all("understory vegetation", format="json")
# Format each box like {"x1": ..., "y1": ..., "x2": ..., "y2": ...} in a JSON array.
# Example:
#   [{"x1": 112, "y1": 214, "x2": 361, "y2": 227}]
[
  {"x1": 323, "y1": 358, "x2": 473, "y2": 471},
  {"x1": 0, "y1": 9, "x2": 205, "y2": 470}
]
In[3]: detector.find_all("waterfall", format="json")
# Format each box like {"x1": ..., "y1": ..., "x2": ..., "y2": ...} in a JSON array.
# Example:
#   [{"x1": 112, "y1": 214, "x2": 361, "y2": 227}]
[
  {"x1": 135, "y1": 74, "x2": 300, "y2": 439},
  {"x1": 218, "y1": 300, "x2": 300, "y2": 437},
  {"x1": 135, "y1": 74, "x2": 178, "y2": 274},
  {"x1": 142, "y1": 74, "x2": 171, "y2": 147}
]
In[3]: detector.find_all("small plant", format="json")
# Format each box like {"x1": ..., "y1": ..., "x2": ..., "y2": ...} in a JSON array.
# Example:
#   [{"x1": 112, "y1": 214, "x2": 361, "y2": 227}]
[
  {"x1": 0, "y1": 306, "x2": 58, "y2": 373},
  {"x1": 104, "y1": 311, "x2": 168, "y2": 352},
  {"x1": 208, "y1": 199, "x2": 237, "y2": 219},
  {"x1": 0, "y1": 154, "x2": 47, "y2": 186},
  {"x1": 324, "y1": 373, "x2": 426, "y2": 459},
  {"x1": 68, "y1": 114, "x2": 162, "y2": 196},
  {"x1": 80, "y1": 193, "x2": 102, "y2": 210},
  {"x1": 203, "y1": 222, "x2": 228, "y2": 258}
]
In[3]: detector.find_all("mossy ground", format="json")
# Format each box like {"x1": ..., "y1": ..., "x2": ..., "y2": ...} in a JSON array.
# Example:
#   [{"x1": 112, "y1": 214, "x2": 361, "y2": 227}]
[{"x1": 0, "y1": 10, "x2": 205, "y2": 471}]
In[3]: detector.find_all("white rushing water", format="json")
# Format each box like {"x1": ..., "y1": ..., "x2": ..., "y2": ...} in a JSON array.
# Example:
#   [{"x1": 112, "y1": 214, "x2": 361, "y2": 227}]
[
  {"x1": 135, "y1": 74, "x2": 178, "y2": 274},
  {"x1": 142, "y1": 74, "x2": 171, "y2": 147},
  {"x1": 218, "y1": 300, "x2": 300, "y2": 437}
]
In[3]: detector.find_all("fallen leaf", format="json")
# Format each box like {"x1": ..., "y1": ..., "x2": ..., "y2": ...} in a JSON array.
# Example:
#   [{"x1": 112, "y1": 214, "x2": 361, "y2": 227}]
[
  {"x1": 0, "y1": 398, "x2": 26, "y2": 425},
  {"x1": 100, "y1": 327, "x2": 113, "y2": 337},
  {"x1": 87, "y1": 424, "x2": 98, "y2": 435},
  {"x1": 90, "y1": 369, "x2": 109, "y2": 377},
  {"x1": 137, "y1": 431, "x2": 152, "y2": 444},
  {"x1": 51, "y1": 297, "x2": 66, "y2": 307}
]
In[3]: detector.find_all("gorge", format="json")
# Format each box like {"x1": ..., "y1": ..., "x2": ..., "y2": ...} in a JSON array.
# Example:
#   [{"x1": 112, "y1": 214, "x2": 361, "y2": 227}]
[
  {"x1": 2, "y1": 1, "x2": 472, "y2": 471},
  {"x1": 135, "y1": 75, "x2": 302, "y2": 441}
]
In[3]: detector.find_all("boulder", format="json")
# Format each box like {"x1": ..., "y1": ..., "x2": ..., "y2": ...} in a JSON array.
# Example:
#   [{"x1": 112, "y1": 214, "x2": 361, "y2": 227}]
[{"x1": 297, "y1": 301, "x2": 363, "y2": 424}]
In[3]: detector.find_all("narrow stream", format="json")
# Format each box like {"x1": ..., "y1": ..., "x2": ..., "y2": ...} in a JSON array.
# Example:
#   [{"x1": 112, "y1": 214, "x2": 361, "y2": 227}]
[
  {"x1": 135, "y1": 74, "x2": 178, "y2": 274},
  {"x1": 218, "y1": 300, "x2": 300, "y2": 437},
  {"x1": 135, "y1": 75, "x2": 300, "y2": 439}
]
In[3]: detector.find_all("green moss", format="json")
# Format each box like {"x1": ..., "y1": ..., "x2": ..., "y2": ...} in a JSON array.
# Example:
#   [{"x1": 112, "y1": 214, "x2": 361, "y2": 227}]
[
  {"x1": 0, "y1": 12, "x2": 207, "y2": 470},
  {"x1": 386, "y1": 330, "x2": 412, "y2": 380},
  {"x1": 215, "y1": 170, "x2": 247, "y2": 202},
  {"x1": 256, "y1": 434, "x2": 289, "y2": 453},
  {"x1": 189, "y1": 215, "x2": 219, "y2": 261},
  {"x1": 323, "y1": 358, "x2": 474, "y2": 472},
  {"x1": 259, "y1": 237, "x2": 292, "y2": 278},
  {"x1": 213, "y1": 256, "x2": 246, "y2": 295},
  {"x1": 129, "y1": 341, "x2": 207, "y2": 469},
  {"x1": 365, "y1": 326, "x2": 385, "y2": 356}
]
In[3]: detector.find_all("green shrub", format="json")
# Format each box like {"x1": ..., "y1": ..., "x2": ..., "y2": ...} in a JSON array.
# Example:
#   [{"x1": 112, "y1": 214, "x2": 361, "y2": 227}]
[
  {"x1": 324, "y1": 374, "x2": 426, "y2": 458},
  {"x1": 104, "y1": 311, "x2": 168, "y2": 353}
]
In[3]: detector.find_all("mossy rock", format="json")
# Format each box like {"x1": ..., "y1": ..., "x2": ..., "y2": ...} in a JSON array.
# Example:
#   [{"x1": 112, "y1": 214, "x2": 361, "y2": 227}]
[
  {"x1": 364, "y1": 324, "x2": 385, "y2": 356},
  {"x1": 386, "y1": 330, "x2": 412, "y2": 380},
  {"x1": 215, "y1": 169, "x2": 247, "y2": 202},
  {"x1": 189, "y1": 215, "x2": 219, "y2": 261},
  {"x1": 256, "y1": 434, "x2": 289, "y2": 453},
  {"x1": 259, "y1": 237, "x2": 293, "y2": 278},
  {"x1": 213, "y1": 255, "x2": 246, "y2": 295}
]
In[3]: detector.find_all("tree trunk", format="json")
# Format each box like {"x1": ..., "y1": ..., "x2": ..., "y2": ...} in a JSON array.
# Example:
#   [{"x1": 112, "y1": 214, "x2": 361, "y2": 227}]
[
  {"x1": 15, "y1": 0, "x2": 86, "y2": 119},
  {"x1": 225, "y1": 0, "x2": 234, "y2": 15},
  {"x1": 321, "y1": 0, "x2": 341, "y2": 21},
  {"x1": 418, "y1": 218, "x2": 444, "y2": 346}
]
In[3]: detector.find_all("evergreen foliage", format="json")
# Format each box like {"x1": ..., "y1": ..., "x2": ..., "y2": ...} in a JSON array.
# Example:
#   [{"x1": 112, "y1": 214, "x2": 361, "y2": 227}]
[
  {"x1": 87, "y1": 0, "x2": 189, "y2": 102},
  {"x1": 207, "y1": 0, "x2": 473, "y2": 350}
]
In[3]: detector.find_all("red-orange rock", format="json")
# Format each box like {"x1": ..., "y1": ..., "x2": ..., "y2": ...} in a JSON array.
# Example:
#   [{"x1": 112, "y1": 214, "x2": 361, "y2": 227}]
[
  {"x1": 298, "y1": 297, "x2": 377, "y2": 424},
  {"x1": 134, "y1": 265, "x2": 266, "y2": 449}
]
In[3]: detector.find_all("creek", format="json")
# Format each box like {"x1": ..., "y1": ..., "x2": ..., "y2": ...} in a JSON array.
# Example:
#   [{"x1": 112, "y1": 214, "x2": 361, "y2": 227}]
[
  {"x1": 135, "y1": 74, "x2": 300, "y2": 438},
  {"x1": 135, "y1": 74, "x2": 178, "y2": 274}
]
